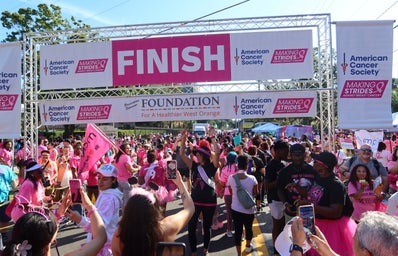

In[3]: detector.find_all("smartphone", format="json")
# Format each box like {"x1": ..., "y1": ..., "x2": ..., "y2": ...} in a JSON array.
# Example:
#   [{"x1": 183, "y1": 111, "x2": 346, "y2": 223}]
[
  {"x1": 69, "y1": 179, "x2": 82, "y2": 204},
  {"x1": 166, "y1": 160, "x2": 177, "y2": 180},
  {"x1": 298, "y1": 204, "x2": 315, "y2": 235},
  {"x1": 157, "y1": 242, "x2": 186, "y2": 256}
]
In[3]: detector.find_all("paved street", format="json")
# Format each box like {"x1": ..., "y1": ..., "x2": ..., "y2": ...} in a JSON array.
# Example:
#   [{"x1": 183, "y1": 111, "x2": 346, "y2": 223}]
[{"x1": 52, "y1": 197, "x2": 275, "y2": 256}]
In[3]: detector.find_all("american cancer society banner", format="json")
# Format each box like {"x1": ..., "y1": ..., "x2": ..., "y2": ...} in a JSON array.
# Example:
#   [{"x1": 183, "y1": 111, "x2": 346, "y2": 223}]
[
  {"x1": 40, "y1": 30, "x2": 313, "y2": 90},
  {"x1": 0, "y1": 43, "x2": 21, "y2": 138},
  {"x1": 336, "y1": 20, "x2": 394, "y2": 129}
]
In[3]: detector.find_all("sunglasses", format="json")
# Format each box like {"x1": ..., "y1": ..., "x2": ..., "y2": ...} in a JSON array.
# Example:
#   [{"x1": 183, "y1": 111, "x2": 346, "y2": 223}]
[{"x1": 360, "y1": 148, "x2": 372, "y2": 153}]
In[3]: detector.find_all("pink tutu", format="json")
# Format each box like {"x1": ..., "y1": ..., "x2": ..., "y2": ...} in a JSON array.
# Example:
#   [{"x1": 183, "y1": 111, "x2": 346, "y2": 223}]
[
  {"x1": 155, "y1": 185, "x2": 177, "y2": 204},
  {"x1": 309, "y1": 217, "x2": 356, "y2": 256}
]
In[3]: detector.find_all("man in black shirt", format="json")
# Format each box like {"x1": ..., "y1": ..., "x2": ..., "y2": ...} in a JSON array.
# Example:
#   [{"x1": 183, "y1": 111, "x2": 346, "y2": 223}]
[
  {"x1": 277, "y1": 144, "x2": 319, "y2": 216},
  {"x1": 264, "y1": 141, "x2": 289, "y2": 255}
]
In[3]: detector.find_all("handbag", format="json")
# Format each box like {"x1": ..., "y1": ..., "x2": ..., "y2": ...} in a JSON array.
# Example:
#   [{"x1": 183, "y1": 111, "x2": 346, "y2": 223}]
[{"x1": 233, "y1": 174, "x2": 255, "y2": 209}]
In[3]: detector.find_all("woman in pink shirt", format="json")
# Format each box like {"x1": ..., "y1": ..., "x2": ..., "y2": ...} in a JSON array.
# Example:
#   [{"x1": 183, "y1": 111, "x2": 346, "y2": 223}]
[
  {"x1": 0, "y1": 140, "x2": 13, "y2": 167},
  {"x1": 10, "y1": 160, "x2": 52, "y2": 222},
  {"x1": 114, "y1": 143, "x2": 140, "y2": 208},
  {"x1": 348, "y1": 164, "x2": 381, "y2": 222}
]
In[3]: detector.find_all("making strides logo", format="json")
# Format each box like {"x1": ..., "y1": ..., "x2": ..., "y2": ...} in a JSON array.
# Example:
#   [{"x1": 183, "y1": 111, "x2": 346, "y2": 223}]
[
  {"x1": 271, "y1": 48, "x2": 308, "y2": 64},
  {"x1": 273, "y1": 98, "x2": 313, "y2": 114},
  {"x1": 340, "y1": 80, "x2": 388, "y2": 98},
  {"x1": 234, "y1": 48, "x2": 269, "y2": 66},
  {"x1": 75, "y1": 59, "x2": 108, "y2": 73},
  {"x1": 77, "y1": 105, "x2": 112, "y2": 120},
  {"x1": 0, "y1": 94, "x2": 18, "y2": 111}
]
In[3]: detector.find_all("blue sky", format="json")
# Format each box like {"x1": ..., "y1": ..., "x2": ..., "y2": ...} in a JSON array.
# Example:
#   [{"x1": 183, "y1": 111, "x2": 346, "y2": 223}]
[{"x1": 1, "y1": 0, "x2": 398, "y2": 76}]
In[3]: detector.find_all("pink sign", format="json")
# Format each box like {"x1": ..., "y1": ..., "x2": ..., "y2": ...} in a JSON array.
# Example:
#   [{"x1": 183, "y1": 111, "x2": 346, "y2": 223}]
[
  {"x1": 111, "y1": 34, "x2": 231, "y2": 85},
  {"x1": 75, "y1": 58, "x2": 108, "y2": 73},
  {"x1": 271, "y1": 48, "x2": 308, "y2": 64},
  {"x1": 273, "y1": 98, "x2": 313, "y2": 114},
  {"x1": 340, "y1": 80, "x2": 388, "y2": 98},
  {"x1": 0, "y1": 94, "x2": 18, "y2": 111},
  {"x1": 77, "y1": 104, "x2": 111, "y2": 120}
]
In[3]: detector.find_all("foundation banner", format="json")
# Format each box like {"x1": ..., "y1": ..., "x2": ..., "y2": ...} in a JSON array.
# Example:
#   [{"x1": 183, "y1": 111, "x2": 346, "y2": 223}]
[
  {"x1": 336, "y1": 20, "x2": 394, "y2": 129},
  {"x1": 39, "y1": 90, "x2": 317, "y2": 125}
]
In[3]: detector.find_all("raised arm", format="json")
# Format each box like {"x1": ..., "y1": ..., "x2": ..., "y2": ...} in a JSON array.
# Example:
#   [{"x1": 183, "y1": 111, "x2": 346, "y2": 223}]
[
  {"x1": 179, "y1": 130, "x2": 193, "y2": 169},
  {"x1": 65, "y1": 188, "x2": 106, "y2": 256},
  {"x1": 160, "y1": 170, "x2": 194, "y2": 242}
]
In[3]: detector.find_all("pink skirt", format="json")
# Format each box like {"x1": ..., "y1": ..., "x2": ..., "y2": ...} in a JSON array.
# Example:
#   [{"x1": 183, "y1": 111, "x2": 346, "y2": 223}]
[{"x1": 308, "y1": 217, "x2": 356, "y2": 256}]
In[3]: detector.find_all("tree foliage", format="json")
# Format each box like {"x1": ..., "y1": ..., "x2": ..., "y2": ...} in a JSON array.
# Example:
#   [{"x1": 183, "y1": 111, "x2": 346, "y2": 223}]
[{"x1": 1, "y1": 3, "x2": 89, "y2": 42}]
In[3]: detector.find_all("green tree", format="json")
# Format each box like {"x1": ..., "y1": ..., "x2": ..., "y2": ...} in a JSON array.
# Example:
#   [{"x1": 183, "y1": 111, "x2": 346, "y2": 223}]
[
  {"x1": 1, "y1": 3, "x2": 89, "y2": 42},
  {"x1": 1, "y1": 4, "x2": 90, "y2": 138},
  {"x1": 392, "y1": 78, "x2": 398, "y2": 113}
]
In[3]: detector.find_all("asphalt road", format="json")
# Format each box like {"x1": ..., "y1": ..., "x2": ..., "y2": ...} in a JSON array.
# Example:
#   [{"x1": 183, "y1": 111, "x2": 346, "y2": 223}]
[{"x1": 51, "y1": 197, "x2": 275, "y2": 256}]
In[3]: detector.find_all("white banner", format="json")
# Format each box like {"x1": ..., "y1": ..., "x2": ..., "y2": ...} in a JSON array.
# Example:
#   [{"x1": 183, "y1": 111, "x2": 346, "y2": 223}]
[
  {"x1": 0, "y1": 43, "x2": 21, "y2": 138},
  {"x1": 354, "y1": 129, "x2": 383, "y2": 151},
  {"x1": 336, "y1": 20, "x2": 394, "y2": 129},
  {"x1": 40, "y1": 30, "x2": 313, "y2": 90},
  {"x1": 39, "y1": 91, "x2": 317, "y2": 125}
]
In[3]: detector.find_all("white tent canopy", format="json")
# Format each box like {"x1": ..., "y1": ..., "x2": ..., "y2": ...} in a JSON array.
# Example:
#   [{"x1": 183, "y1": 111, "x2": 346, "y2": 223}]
[{"x1": 252, "y1": 123, "x2": 280, "y2": 133}]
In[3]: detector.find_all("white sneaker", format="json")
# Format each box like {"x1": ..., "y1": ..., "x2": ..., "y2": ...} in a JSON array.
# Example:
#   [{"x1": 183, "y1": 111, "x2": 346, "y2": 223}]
[
  {"x1": 245, "y1": 245, "x2": 253, "y2": 253},
  {"x1": 226, "y1": 230, "x2": 233, "y2": 237}
]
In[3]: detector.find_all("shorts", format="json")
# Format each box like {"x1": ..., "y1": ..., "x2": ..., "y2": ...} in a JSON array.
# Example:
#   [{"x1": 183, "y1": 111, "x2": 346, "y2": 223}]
[
  {"x1": 269, "y1": 200, "x2": 285, "y2": 220},
  {"x1": 178, "y1": 167, "x2": 190, "y2": 178},
  {"x1": 0, "y1": 202, "x2": 11, "y2": 222}
]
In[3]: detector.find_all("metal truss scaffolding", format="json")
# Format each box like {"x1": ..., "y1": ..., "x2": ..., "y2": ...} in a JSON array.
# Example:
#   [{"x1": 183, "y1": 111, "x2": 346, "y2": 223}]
[{"x1": 23, "y1": 14, "x2": 334, "y2": 158}]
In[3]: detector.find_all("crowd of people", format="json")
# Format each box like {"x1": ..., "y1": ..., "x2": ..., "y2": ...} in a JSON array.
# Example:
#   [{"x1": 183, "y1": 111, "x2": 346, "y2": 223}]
[{"x1": 0, "y1": 129, "x2": 397, "y2": 255}]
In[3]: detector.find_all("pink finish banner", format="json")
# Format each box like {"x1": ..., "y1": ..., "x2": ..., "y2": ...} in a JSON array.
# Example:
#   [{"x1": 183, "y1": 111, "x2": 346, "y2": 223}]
[
  {"x1": 40, "y1": 30, "x2": 313, "y2": 90},
  {"x1": 112, "y1": 34, "x2": 231, "y2": 85}
]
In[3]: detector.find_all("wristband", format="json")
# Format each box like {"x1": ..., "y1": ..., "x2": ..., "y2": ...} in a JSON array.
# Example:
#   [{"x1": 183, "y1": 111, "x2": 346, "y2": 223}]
[
  {"x1": 87, "y1": 206, "x2": 98, "y2": 218},
  {"x1": 289, "y1": 243, "x2": 303, "y2": 254}
]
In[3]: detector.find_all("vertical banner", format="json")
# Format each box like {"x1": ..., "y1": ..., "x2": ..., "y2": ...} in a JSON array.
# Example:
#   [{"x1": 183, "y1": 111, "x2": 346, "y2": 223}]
[
  {"x1": 336, "y1": 20, "x2": 394, "y2": 129},
  {"x1": 0, "y1": 43, "x2": 21, "y2": 138}
]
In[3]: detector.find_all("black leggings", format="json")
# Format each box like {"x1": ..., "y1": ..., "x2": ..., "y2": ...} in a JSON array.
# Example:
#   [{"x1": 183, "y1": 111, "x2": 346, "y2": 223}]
[
  {"x1": 188, "y1": 204, "x2": 216, "y2": 253},
  {"x1": 231, "y1": 209, "x2": 255, "y2": 246}
]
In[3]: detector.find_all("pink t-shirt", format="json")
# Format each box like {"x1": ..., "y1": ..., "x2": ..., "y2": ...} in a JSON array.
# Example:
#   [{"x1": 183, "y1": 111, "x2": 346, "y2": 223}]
[
  {"x1": 0, "y1": 148, "x2": 13, "y2": 167},
  {"x1": 114, "y1": 154, "x2": 133, "y2": 182},
  {"x1": 139, "y1": 160, "x2": 167, "y2": 187},
  {"x1": 348, "y1": 181, "x2": 378, "y2": 221},
  {"x1": 11, "y1": 180, "x2": 46, "y2": 222},
  {"x1": 220, "y1": 164, "x2": 237, "y2": 196}
]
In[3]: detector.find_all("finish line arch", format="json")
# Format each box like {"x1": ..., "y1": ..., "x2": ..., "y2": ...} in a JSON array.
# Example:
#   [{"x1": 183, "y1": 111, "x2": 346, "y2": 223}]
[{"x1": 22, "y1": 14, "x2": 334, "y2": 158}]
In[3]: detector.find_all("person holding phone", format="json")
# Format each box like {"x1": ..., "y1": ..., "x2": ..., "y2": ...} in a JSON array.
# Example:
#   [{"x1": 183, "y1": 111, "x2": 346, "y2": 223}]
[
  {"x1": 3, "y1": 188, "x2": 108, "y2": 256},
  {"x1": 111, "y1": 170, "x2": 194, "y2": 256},
  {"x1": 294, "y1": 152, "x2": 356, "y2": 256},
  {"x1": 290, "y1": 211, "x2": 398, "y2": 256},
  {"x1": 66, "y1": 164, "x2": 122, "y2": 256}
]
